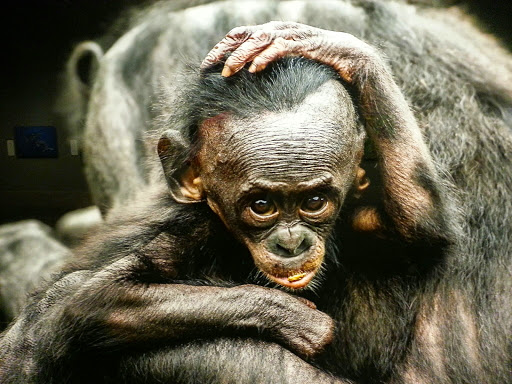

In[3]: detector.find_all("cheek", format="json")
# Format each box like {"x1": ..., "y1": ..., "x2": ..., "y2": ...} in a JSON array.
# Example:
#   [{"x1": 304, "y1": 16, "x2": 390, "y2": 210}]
[
  {"x1": 202, "y1": 177, "x2": 239, "y2": 228},
  {"x1": 206, "y1": 196, "x2": 240, "y2": 233}
]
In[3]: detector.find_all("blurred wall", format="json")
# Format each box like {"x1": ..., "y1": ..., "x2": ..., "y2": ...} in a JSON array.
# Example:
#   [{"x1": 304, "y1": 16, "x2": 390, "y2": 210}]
[{"x1": 0, "y1": 0, "x2": 144, "y2": 225}]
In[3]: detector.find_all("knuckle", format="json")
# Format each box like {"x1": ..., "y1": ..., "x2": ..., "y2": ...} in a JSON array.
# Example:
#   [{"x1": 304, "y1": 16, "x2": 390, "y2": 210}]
[
  {"x1": 215, "y1": 42, "x2": 229, "y2": 55},
  {"x1": 227, "y1": 26, "x2": 250, "y2": 39},
  {"x1": 227, "y1": 26, "x2": 243, "y2": 36},
  {"x1": 251, "y1": 30, "x2": 271, "y2": 43}
]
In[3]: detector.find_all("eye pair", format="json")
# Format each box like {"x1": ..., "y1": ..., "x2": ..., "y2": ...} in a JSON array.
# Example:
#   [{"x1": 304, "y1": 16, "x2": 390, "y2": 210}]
[{"x1": 250, "y1": 195, "x2": 328, "y2": 217}]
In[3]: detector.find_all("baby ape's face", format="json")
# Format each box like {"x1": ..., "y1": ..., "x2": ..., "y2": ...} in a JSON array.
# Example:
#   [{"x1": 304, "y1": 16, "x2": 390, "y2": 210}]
[{"x1": 195, "y1": 81, "x2": 365, "y2": 289}]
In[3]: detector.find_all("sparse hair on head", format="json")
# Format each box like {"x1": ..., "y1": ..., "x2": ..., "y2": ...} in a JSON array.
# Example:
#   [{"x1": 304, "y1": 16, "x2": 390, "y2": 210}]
[{"x1": 172, "y1": 57, "x2": 344, "y2": 143}]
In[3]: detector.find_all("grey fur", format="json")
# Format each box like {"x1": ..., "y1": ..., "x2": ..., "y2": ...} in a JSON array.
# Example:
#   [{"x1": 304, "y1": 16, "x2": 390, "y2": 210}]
[{"x1": 0, "y1": 221, "x2": 69, "y2": 321}]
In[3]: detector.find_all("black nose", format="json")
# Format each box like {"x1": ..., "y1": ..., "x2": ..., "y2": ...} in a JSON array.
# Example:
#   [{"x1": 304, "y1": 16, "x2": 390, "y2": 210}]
[{"x1": 270, "y1": 226, "x2": 313, "y2": 258}]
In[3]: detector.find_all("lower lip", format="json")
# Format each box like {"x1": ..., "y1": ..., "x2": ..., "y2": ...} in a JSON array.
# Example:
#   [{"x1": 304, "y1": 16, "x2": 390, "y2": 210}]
[{"x1": 267, "y1": 271, "x2": 316, "y2": 289}]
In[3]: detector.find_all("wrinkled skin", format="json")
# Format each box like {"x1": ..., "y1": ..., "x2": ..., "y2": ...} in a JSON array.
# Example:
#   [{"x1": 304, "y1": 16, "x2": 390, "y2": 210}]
[{"x1": 184, "y1": 80, "x2": 365, "y2": 289}]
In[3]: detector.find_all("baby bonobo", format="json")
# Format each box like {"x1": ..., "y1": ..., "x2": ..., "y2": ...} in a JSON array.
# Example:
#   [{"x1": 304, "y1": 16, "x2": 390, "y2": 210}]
[{"x1": 160, "y1": 79, "x2": 365, "y2": 289}]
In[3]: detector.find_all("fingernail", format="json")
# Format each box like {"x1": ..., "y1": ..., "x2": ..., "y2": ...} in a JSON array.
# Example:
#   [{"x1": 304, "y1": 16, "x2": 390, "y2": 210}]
[
  {"x1": 248, "y1": 63, "x2": 257, "y2": 73},
  {"x1": 221, "y1": 66, "x2": 233, "y2": 77}
]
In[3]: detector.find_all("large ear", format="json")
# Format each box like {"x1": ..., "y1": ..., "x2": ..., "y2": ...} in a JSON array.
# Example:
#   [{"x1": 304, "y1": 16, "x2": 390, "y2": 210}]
[
  {"x1": 57, "y1": 41, "x2": 103, "y2": 144},
  {"x1": 157, "y1": 130, "x2": 204, "y2": 204},
  {"x1": 68, "y1": 41, "x2": 103, "y2": 91}
]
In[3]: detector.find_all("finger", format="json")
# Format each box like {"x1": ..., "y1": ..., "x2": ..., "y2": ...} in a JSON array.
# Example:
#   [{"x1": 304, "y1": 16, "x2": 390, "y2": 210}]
[
  {"x1": 200, "y1": 26, "x2": 257, "y2": 69},
  {"x1": 295, "y1": 296, "x2": 317, "y2": 310},
  {"x1": 248, "y1": 38, "x2": 303, "y2": 73},
  {"x1": 221, "y1": 29, "x2": 276, "y2": 77},
  {"x1": 201, "y1": 42, "x2": 231, "y2": 69}
]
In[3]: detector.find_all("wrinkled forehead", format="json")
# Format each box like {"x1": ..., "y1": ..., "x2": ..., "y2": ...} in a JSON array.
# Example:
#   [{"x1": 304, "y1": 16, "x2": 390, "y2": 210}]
[{"x1": 198, "y1": 80, "x2": 360, "y2": 182}]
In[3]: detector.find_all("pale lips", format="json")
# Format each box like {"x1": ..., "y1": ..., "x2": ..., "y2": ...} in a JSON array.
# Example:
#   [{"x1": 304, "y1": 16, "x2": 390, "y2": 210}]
[{"x1": 266, "y1": 270, "x2": 316, "y2": 289}]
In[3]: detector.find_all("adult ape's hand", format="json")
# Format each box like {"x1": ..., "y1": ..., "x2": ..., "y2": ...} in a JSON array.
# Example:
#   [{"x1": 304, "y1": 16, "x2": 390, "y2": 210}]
[{"x1": 200, "y1": 21, "x2": 377, "y2": 82}]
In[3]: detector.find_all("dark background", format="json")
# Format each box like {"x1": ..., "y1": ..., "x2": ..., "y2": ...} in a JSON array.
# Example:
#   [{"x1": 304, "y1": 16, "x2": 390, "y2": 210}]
[
  {"x1": 0, "y1": 0, "x2": 510, "y2": 226},
  {"x1": 0, "y1": 0, "x2": 147, "y2": 225}
]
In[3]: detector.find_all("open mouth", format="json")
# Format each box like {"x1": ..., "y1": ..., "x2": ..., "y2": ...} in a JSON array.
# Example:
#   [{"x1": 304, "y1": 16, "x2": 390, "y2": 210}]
[{"x1": 265, "y1": 270, "x2": 316, "y2": 289}]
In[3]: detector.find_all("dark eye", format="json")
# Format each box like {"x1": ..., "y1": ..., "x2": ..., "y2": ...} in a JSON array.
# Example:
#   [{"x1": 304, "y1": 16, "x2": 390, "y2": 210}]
[
  {"x1": 250, "y1": 198, "x2": 276, "y2": 216},
  {"x1": 302, "y1": 196, "x2": 327, "y2": 213}
]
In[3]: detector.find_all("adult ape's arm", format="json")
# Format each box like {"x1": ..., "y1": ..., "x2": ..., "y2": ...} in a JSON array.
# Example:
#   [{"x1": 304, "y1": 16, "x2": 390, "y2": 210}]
[{"x1": 202, "y1": 22, "x2": 454, "y2": 244}]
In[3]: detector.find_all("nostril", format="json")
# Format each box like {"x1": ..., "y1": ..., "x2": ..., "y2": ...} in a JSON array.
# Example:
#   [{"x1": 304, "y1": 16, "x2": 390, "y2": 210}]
[
  {"x1": 275, "y1": 243, "x2": 293, "y2": 257},
  {"x1": 295, "y1": 238, "x2": 310, "y2": 255}
]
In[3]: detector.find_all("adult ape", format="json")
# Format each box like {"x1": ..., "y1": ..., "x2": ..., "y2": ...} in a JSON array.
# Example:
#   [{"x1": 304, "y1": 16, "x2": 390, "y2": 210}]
[{"x1": 3, "y1": 4, "x2": 512, "y2": 384}]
